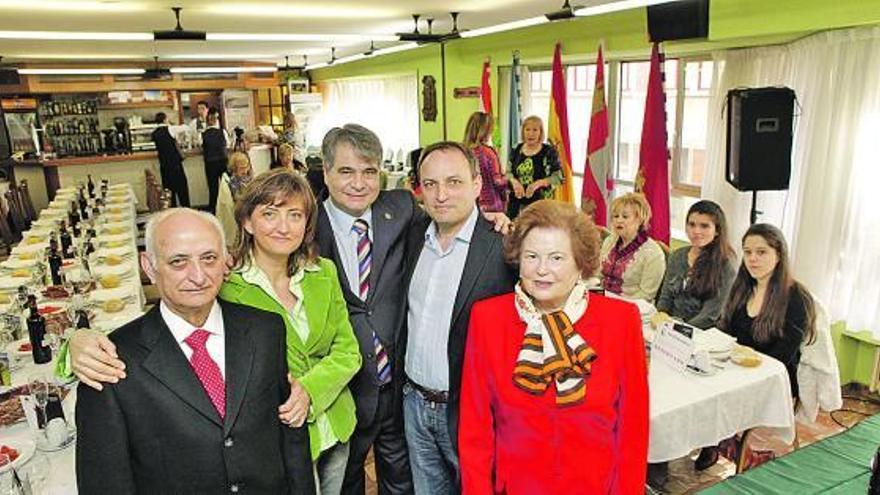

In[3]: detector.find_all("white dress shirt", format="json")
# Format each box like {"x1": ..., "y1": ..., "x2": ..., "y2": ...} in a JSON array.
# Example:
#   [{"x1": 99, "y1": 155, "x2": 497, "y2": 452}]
[
  {"x1": 405, "y1": 206, "x2": 478, "y2": 391},
  {"x1": 323, "y1": 197, "x2": 372, "y2": 298},
  {"x1": 160, "y1": 300, "x2": 226, "y2": 380}
]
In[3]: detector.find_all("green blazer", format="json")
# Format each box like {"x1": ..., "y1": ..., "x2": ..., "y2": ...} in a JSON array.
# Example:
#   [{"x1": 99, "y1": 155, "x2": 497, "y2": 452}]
[{"x1": 219, "y1": 257, "x2": 361, "y2": 460}]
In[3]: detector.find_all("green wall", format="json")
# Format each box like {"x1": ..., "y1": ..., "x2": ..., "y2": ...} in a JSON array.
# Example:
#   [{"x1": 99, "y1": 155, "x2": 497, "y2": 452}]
[{"x1": 311, "y1": 0, "x2": 880, "y2": 146}]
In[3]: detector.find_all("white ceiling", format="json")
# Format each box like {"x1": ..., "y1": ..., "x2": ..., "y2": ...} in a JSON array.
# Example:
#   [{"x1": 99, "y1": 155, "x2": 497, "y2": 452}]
[{"x1": 0, "y1": 0, "x2": 591, "y2": 64}]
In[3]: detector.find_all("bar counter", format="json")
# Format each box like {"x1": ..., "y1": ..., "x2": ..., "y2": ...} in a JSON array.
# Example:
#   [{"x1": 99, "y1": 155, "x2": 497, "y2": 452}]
[{"x1": 13, "y1": 145, "x2": 272, "y2": 212}]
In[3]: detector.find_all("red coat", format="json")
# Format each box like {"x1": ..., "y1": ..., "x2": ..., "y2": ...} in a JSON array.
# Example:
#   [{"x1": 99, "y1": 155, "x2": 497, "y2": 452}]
[{"x1": 459, "y1": 292, "x2": 648, "y2": 494}]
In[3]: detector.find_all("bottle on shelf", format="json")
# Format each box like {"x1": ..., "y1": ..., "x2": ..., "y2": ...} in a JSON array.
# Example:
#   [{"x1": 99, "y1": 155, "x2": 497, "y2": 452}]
[{"x1": 26, "y1": 295, "x2": 52, "y2": 365}]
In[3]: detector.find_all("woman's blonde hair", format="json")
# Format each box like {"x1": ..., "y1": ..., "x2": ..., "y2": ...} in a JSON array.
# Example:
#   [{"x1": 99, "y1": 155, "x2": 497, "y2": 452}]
[
  {"x1": 228, "y1": 151, "x2": 251, "y2": 176},
  {"x1": 520, "y1": 115, "x2": 545, "y2": 143},
  {"x1": 610, "y1": 192, "x2": 652, "y2": 231},
  {"x1": 278, "y1": 143, "x2": 295, "y2": 163}
]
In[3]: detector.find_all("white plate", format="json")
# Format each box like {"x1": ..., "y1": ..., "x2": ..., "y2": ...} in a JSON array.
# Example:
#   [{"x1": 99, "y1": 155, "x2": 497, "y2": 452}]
[
  {"x1": 0, "y1": 276, "x2": 31, "y2": 290},
  {"x1": 0, "y1": 438, "x2": 36, "y2": 474},
  {"x1": 89, "y1": 287, "x2": 134, "y2": 302},
  {"x1": 5, "y1": 338, "x2": 32, "y2": 359}
]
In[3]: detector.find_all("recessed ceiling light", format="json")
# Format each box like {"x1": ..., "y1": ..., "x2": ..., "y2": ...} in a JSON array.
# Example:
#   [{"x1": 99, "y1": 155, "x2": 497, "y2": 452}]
[
  {"x1": 169, "y1": 66, "x2": 277, "y2": 74},
  {"x1": 204, "y1": 4, "x2": 394, "y2": 19},
  {"x1": 0, "y1": 30, "x2": 152, "y2": 41},
  {"x1": 17, "y1": 68, "x2": 146, "y2": 75},
  {"x1": 206, "y1": 33, "x2": 397, "y2": 42}
]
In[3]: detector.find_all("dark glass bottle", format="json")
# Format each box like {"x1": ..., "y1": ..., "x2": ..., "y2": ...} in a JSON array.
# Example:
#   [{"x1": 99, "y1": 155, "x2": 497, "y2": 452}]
[
  {"x1": 78, "y1": 194, "x2": 89, "y2": 220},
  {"x1": 59, "y1": 220, "x2": 73, "y2": 259},
  {"x1": 87, "y1": 174, "x2": 95, "y2": 198},
  {"x1": 27, "y1": 297, "x2": 51, "y2": 365},
  {"x1": 75, "y1": 309, "x2": 90, "y2": 329},
  {"x1": 47, "y1": 240, "x2": 63, "y2": 286}
]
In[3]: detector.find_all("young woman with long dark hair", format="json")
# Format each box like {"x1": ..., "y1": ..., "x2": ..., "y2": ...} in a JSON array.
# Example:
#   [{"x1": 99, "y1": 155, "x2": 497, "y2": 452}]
[{"x1": 655, "y1": 200, "x2": 736, "y2": 328}]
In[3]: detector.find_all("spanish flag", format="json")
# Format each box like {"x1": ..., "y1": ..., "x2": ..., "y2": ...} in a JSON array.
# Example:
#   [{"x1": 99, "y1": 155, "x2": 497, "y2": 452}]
[
  {"x1": 548, "y1": 43, "x2": 574, "y2": 204},
  {"x1": 636, "y1": 42, "x2": 671, "y2": 245}
]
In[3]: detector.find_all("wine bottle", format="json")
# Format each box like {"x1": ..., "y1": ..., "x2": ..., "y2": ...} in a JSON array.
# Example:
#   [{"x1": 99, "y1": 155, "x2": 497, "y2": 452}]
[
  {"x1": 59, "y1": 221, "x2": 73, "y2": 259},
  {"x1": 47, "y1": 240, "x2": 62, "y2": 286},
  {"x1": 26, "y1": 297, "x2": 51, "y2": 365}
]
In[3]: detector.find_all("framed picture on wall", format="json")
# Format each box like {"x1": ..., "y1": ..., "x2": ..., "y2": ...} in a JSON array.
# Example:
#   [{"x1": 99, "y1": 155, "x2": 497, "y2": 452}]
[{"x1": 288, "y1": 79, "x2": 310, "y2": 94}]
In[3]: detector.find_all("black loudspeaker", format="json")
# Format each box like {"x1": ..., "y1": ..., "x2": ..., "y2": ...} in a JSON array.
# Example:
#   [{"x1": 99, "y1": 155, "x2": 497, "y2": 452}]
[
  {"x1": 725, "y1": 87, "x2": 796, "y2": 191},
  {"x1": 647, "y1": 0, "x2": 709, "y2": 42}
]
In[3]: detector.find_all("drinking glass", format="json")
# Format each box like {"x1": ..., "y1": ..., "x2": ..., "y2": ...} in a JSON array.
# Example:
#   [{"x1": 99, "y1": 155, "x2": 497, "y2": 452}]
[
  {"x1": 20, "y1": 453, "x2": 49, "y2": 493},
  {"x1": 28, "y1": 374, "x2": 49, "y2": 431}
]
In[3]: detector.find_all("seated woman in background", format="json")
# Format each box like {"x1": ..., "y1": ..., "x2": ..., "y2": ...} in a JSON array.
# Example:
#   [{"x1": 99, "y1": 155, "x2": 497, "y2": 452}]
[
  {"x1": 277, "y1": 142, "x2": 307, "y2": 173},
  {"x1": 459, "y1": 199, "x2": 648, "y2": 494},
  {"x1": 655, "y1": 200, "x2": 736, "y2": 329},
  {"x1": 598, "y1": 192, "x2": 666, "y2": 302},
  {"x1": 463, "y1": 111, "x2": 508, "y2": 213},
  {"x1": 507, "y1": 115, "x2": 562, "y2": 218},
  {"x1": 685, "y1": 223, "x2": 817, "y2": 472},
  {"x1": 720, "y1": 223, "x2": 816, "y2": 398},
  {"x1": 216, "y1": 151, "x2": 254, "y2": 248}
]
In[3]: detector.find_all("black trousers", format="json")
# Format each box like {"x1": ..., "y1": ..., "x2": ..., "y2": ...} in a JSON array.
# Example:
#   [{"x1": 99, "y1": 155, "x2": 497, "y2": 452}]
[
  {"x1": 342, "y1": 386, "x2": 413, "y2": 495},
  {"x1": 160, "y1": 165, "x2": 190, "y2": 207},
  {"x1": 204, "y1": 159, "x2": 227, "y2": 214}
]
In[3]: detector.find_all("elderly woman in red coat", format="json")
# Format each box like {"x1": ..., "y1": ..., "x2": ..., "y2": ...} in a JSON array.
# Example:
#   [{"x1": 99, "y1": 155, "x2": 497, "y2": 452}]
[{"x1": 459, "y1": 199, "x2": 648, "y2": 494}]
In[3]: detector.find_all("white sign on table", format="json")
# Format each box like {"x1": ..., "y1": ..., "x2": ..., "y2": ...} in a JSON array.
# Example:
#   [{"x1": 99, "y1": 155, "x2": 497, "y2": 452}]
[{"x1": 652, "y1": 322, "x2": 695, "y2": 373}]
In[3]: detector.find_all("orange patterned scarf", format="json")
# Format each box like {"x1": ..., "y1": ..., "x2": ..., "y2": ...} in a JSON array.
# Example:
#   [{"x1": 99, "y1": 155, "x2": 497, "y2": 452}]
[{"x1": 512, "y1": 281, "x2": 598, "y2": 406}]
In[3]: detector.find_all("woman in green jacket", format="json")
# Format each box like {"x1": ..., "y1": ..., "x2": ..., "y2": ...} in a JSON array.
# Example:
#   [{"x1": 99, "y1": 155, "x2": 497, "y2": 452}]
[
  {"x1": 63, "y1": 169, "x2": 361, "y2": 494},
  {"x1": 221, "y1": 168, "x2": 360, "y2": 494}
]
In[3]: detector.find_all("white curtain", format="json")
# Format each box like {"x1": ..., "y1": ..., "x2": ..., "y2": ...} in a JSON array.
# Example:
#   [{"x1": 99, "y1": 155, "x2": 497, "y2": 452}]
[
  {"x1": 703, "y1": 26, "x2": 880, "y2": 336},
  {"x1": 314, "y1": 73, "x2": 419, "y2": 163}
]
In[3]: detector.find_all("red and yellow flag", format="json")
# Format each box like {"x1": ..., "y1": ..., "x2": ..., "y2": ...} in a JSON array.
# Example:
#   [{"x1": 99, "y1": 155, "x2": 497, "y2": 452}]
[
  {"x1": 636, "y1": 43, "x2": 671, "y2": 245},
  {"x1": 548, "y1": 43, "x2": 575, "y2": 204},
  {"x1": 581, "y1": 45, "x2": 609, "y2": 226}
]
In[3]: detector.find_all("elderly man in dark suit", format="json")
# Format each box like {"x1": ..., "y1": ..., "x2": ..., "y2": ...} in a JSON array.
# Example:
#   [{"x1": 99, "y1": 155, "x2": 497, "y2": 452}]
[
  {"x1": 397, "y1": 142, "x2": 516, "y2": 494},
  {"x1": 75, "y1": 208, "x2": 314, "y2": 494}
]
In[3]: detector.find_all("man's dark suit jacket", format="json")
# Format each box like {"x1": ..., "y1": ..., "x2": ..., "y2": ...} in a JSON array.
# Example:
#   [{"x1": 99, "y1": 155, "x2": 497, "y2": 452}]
[
  {"x1": 398, "y1": 212, "x2": 517, "y2": 450},
  {"x1": 315, "y1": 189, "x2": 424, "y2": 428},
  {"x1": 75, "y1": 301, "x2": 315, "y2": 495}
]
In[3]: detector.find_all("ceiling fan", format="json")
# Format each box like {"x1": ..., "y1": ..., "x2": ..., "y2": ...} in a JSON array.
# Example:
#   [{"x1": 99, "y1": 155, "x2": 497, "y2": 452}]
[
  {"x1": 396, "y1": 13, "x2": 461, "y2": 43},
  {"x1": 143, "y1": 56, "x2": 171, "y2": 79},
  {"x1": 154, "y1": 7, "x2": 206, "y2": 41}
]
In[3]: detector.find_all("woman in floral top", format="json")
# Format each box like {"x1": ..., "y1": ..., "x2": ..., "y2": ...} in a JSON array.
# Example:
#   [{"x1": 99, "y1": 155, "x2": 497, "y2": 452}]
[{"x1": 507, "y1": 115, "x2": 563, "y2": 218}]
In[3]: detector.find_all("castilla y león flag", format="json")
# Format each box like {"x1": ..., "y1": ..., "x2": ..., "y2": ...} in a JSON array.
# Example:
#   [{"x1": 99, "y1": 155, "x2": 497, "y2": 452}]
[
  {"x1": 581, "y1": 44, "x2": 609, "y2": 226},
  {"x1": 636, "y1": 42, "x2": 670, "y2": 245},
  {"x1": 548, "y1": 43, "x2": 575, "y2": 204}
]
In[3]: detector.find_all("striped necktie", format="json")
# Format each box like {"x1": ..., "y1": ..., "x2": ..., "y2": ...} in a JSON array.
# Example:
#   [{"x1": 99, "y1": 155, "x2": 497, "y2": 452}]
[{"x1": 351, "y1": 219, "x2": 391, "y2": 385}]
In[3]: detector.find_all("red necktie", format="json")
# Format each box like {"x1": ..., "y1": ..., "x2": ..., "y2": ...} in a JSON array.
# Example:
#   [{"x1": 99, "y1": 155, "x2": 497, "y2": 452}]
[{"x1": 183, "y1": 328, "x2": 226, "y2": 419}]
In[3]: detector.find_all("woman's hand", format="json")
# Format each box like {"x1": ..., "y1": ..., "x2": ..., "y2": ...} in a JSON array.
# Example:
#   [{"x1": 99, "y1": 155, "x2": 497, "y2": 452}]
[
  {"x1": 278, "y1": 374, "x2": 311, "y2": 427},
  {"x1": 510, "y1": 178, "x2": 525, "y2": 199},
  {"x1": 525, "y1": 179, "x2": 549, "y2": 198},
  {"x1": 70, "y1": 330, "x2": 127, "y2": 391}
]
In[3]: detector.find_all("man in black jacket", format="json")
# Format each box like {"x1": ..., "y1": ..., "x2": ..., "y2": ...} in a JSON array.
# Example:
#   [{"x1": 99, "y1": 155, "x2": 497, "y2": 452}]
[
  {"x1": 76, "y1": 208, "x2": 314, "y2": 494},
  {"x1": 201, "y1": 109, "x2": 229, "y2": 213},
  {"x1": 151, "y1": 112, "x2": 190, "y2": 207}
]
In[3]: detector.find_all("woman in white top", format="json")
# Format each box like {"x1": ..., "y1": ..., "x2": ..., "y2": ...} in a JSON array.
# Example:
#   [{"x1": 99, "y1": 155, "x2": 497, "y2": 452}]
[{"x1": 598, "y1": 192, "x2": 666, "y2": 301}]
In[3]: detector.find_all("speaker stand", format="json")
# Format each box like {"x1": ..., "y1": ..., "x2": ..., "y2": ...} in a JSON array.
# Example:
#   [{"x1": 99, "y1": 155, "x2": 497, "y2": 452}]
[{"x1": 749, "y1": 190, "x2": 761, "y2": 225}]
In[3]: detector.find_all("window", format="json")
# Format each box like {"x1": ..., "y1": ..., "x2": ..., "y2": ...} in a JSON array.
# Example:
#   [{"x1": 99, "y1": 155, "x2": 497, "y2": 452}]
[
  {"x1": 255, "y1": 86, "x2": 289, "y2": 133},
  {"x1": 524, "y1": 55, "x2": 714, "y2": 241}
]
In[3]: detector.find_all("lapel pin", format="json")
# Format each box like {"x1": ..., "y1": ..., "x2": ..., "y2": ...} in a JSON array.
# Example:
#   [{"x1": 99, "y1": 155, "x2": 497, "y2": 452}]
[{"x1": 384, "y1": 212, "x2": 392, "y2": 220}]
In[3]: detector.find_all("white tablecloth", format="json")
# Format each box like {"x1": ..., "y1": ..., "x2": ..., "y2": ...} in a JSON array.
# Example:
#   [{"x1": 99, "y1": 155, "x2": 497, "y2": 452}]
[
  {"x1": 1, "y1": 183, "x2": 144, "y2": 494},
  {"x1": 648, "y1": 350, "x2": 796, "y2": 463}
]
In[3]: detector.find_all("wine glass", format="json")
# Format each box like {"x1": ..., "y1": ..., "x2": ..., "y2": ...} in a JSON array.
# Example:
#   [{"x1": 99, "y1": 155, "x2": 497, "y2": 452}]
[
  {"x1": 0, "y1": 453, "x2": 18, "y2": 495},
  {"x1": 28, "y1": 374, "x2": 50, "y2": 432},
  {"x1": 20, "y1": 452, "x2": 50, "y2": 493}
]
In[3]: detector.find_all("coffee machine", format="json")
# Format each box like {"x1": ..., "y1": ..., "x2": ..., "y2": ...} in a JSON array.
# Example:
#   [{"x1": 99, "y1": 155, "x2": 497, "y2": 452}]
[{"x1": 103, "y1": 117, "x2": 131, "y2": 154}]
